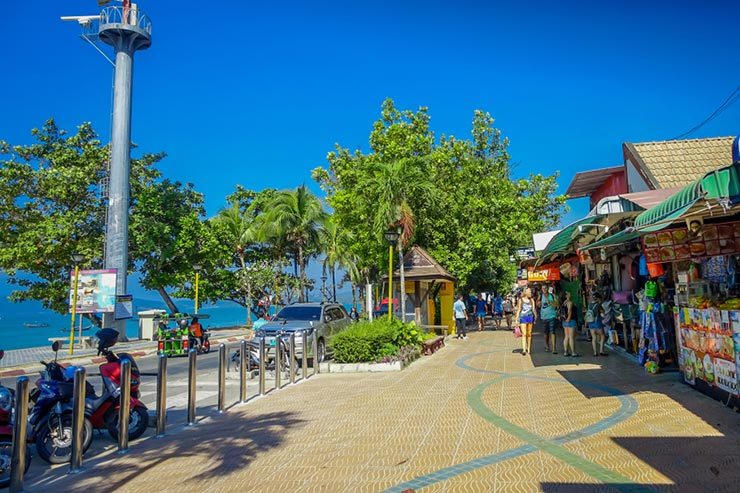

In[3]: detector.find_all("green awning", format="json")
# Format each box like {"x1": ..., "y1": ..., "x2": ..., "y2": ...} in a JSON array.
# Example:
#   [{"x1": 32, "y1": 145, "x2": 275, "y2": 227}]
[
  {"x1": 635, "y1": 162, "x2": 740, "y2": 232},
  {"x1": 578, "y1": 228, "x2": 641, "y2": 252},
  {"x1": 539, "y1": 215, "x2": 605, "y2": 260}
]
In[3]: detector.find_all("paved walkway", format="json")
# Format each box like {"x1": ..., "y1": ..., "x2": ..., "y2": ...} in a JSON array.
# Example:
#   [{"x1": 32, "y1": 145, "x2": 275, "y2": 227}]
[{"x1": 25, "y1": 330, "x2": 740, "y2": 492}]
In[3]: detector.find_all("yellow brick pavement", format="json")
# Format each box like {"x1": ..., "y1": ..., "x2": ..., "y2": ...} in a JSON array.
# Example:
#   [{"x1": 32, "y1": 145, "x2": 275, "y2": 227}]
[{"x1": 26, "y1": 330, "x2": 740, "y2": 492}]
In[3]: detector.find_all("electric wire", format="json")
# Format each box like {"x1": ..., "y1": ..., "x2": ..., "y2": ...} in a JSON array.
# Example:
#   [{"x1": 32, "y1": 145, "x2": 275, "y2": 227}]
[{"x1": 672, "y1": 85, "x2": 740, "y2": 140}]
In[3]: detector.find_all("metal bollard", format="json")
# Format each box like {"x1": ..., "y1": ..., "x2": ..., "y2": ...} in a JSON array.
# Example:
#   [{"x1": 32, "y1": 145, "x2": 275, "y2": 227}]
[
  {"x1": 301, "y1": 331, "x2": 308, "y2": 380},
  {"x1": 69, "y1": 367, "x2": 86, "y2": 473},
  {"x1": 118, "y1": 359, "x2": 131, "y2": 454},
  {"x1": 258, "y1": 338, "x2": 266, "y2": 396},
  {"x1": 274, "y1": 335, "x2": 282, "y2": 389},
  {"x1": 289, "y1": 332, "x2": 296, "y2": 384},
  {"x1": 187, "y1": 348, "x2": 197, "y2": 426},
  {"x1": 155, "y1": 353, "x2": 167, "y2": 438},
  {"x1": 239, "y1": 340, "x2": 248, "y2": 403},
  {"x1": 312, "y1": 331, "x2": 320, "y2": 375},
  {"x1": 217, "y1": 343, "x2": 226, "y2": 413},
  {"x1": 10, "y1": 377, "x2": 29, "y2": 493}
]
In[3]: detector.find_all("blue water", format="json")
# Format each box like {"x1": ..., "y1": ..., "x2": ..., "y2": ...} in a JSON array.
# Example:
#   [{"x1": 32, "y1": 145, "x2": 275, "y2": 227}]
[{"x1": 0, "y1": 296, "x2": 253, "y2": 350}]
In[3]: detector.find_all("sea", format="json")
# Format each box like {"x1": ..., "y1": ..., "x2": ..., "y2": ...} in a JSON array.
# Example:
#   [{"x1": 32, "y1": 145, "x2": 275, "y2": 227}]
[
  {"x1": 0, "y1": 295, "x2": 356, "y2": 350},
  {"x1": 0, "y1": 296, "x2": 253, "y2": 351}
]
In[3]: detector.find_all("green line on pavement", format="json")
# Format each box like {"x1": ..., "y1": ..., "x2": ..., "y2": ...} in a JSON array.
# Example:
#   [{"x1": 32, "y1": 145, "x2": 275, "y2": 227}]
[{"x1": 467, "y1": 380, "x2": 650, "y2": 493}]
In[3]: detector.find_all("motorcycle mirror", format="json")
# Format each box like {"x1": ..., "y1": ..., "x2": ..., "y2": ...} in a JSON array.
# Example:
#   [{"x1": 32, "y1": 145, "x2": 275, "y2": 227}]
[{"x1": 52, "y1": 341, "x2": 61, "y2": 353}]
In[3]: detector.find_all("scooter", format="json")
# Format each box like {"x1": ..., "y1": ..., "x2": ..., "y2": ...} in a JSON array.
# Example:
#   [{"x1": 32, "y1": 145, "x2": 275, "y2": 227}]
[
  {"x1": 28, "y1": 342, "x2": 93, "y2": 464},
  {"x1": 189, "y1": 330, "x2": 211, "y2": 354},
  {"x1": 84, "y1": 329, "x2": 149, "y2": 441},
  {"x1": 0, "y1": 350, "x2": 31, "y2": 487}
]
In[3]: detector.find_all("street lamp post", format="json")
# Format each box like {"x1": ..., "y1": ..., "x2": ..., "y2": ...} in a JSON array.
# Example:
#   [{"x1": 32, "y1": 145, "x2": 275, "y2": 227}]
[
  {"x1": 384, "y1": 229, "x2": 400, "y2": 321},
  {"x1": 321, "y1": 263, "x2": 328, "y2": 303},
  {"x1": 193, "y1": 264, "x2": 202, "y2": 315},
  {"x1": 68, "y1": 254, "x2": 84, "y2": 355}
]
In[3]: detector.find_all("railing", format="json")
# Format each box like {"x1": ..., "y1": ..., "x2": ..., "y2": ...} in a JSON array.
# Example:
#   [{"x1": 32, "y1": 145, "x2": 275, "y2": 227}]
[{"x1": 99, "y1": 6, "x2": 152, "y2": 36}]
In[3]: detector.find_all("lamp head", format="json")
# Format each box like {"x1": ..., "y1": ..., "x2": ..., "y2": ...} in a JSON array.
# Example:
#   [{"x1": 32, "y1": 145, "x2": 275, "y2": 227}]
[
  {"x1": 384, "y1": 229, "x2": 400, "y2": 245},
  {"x1": 193, "y1": 264, "x2": 202, "y2": 272},
  {"x1": 72, "y1": 253, "x2": 84, "y2": 264}
]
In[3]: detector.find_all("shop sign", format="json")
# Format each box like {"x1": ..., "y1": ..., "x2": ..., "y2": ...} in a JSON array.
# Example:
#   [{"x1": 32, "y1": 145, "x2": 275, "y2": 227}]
[
  {"x1": 676, "y1": 307, "x2": 739, "y2": 394},
  {"x1": 527, "y1": 264, "x2": 560, "y2": 282},
  {"x1": 69, "y1": 269, "x2": 117, "y2": 314},
  {"x1": 642, "y1": 222, "x2": 740, "y2": 263}
]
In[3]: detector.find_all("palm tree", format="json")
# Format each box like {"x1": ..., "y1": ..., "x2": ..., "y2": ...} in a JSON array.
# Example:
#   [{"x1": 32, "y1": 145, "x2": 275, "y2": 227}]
[
  {"x1": 369, "y1": 157, "x2": 435, "y2": 321},
  {"x1": 262, "y1": 185, "x2": 327, "y2": 302},
  {"x1": 320, "y1": 217, "x2": 358, "y2": 303}
]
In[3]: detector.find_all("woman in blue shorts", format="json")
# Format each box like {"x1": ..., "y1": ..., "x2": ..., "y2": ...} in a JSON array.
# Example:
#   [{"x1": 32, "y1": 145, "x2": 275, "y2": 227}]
[
  {"x1": 586, "y1": 292, "x2": 608, "y2": 357},
  {"x1": 515, "y1": 288, "x2": 537, "y2": 355}
]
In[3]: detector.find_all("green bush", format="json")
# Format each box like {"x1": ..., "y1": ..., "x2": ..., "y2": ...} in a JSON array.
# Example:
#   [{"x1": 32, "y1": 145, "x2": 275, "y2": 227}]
[{"x1": 332, "y1": 318, "x2": 433, "y2": 363}]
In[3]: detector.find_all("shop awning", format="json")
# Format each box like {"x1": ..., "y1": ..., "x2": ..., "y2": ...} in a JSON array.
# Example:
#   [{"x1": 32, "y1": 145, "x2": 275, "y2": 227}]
[
  {"x1": 635, "y1": 162, "x2": 740, "y2": 232},
  {"x1": 578, "y1": 228, "x2": 641, "y2": 252},
  {"x1": 539, "y1": 215, "x2": 605, "y2": 261}
]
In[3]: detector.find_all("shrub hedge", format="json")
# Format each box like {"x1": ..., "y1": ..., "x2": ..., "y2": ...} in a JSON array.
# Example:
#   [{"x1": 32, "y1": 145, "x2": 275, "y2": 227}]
[{"x1": 332, "y1": 318, "x2": 436, "y2": 363}]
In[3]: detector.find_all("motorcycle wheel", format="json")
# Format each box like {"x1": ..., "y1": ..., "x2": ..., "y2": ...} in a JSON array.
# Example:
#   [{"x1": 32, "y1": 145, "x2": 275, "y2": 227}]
[
  {"x1": 203, "y1": 340, "x2": 211, "y2": 354},
  {"x1": 35, "y1": 413, "x2": 92, "y2": 464},
  {"x1": 106, "y1": 405, "x2": 149, "y2": 441},
  {"x1": 0, "y1": 441, "x2": 30, "y2": 488}
]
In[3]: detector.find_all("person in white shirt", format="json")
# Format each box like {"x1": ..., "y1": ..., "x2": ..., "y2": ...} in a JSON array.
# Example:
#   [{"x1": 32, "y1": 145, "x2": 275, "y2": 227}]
[{"x1": 453, "y1": 295, "x2": 469, "y2": 340}]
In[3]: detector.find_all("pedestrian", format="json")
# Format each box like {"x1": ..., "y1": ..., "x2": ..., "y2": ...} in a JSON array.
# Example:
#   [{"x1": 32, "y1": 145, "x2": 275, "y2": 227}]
[
  {"x1": 515, "y1": 287, "x2": 537, "y2": 355},
  {"x1": 540, "y1": 283, "x2": 560, "y2": 354},
  {"x1": 560, "y1": 291, "x2": 579, "y2": 357},
  {"x1": 475, "y1": 293, "x2": 487, "y2": 331},
  {"x1": 492, "y1": 293, "x2": 504, "y2": 330},
  {"x1": 454, "y1": 294, "x2": 469, "y2": 340},
  {"x1": 586, "y1": 292, "x2": 608, "y2": 357},
  {"x1": 502, "y1": 295, "x2": 514, "y2": 330},
  {"x1": 348, "y1": 307, "x2": 360, "y2": 322}
]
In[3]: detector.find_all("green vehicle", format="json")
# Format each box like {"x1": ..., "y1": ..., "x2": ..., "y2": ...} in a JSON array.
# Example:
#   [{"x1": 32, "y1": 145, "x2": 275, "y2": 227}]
[{"x1": 156, "y1": 313, "x2": 209, "y2": 357}]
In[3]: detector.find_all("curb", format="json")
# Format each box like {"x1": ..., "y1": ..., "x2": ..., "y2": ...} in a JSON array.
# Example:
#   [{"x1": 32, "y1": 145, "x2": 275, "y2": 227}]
[{"x1": 0, "y1": 335, "x2": 248, "y2": 378}]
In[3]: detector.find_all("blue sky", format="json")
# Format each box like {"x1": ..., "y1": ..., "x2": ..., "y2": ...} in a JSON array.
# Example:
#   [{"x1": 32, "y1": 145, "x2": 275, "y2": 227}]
[{"x1": 1, "y1": 0, "x2": 739, "y2": 300}]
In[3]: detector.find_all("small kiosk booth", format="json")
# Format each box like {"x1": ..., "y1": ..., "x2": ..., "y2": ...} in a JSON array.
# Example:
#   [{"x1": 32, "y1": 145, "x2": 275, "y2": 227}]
[{"x1": 390, "y1": 246, "x2": 457, "y2": 335}]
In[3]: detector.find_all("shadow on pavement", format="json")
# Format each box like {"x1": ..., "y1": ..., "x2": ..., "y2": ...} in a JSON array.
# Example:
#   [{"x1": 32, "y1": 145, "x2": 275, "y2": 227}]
[{"x1": 26, "y1": 406, "x2": 305, "y2": 492}]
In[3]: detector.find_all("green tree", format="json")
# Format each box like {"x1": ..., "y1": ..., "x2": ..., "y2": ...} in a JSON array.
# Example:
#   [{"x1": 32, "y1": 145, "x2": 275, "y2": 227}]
[
  {"x1": 319, "y1": 217, "x2": 358, "y2": 303},
  {"x1": 314, "y1": 99, "x2": 565, "y2": 295},
  {"x1": 262, "y1": 185, "x2": 327, "y2": 302},
  {"x1": 0, "y1": 119, "x2": 202, "y2": 318}
]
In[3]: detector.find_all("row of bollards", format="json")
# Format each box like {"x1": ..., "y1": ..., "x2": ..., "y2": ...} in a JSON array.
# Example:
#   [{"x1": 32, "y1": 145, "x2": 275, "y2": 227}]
[{"x1": 8, "y1": 333, "x2": 321, "y2": 492}]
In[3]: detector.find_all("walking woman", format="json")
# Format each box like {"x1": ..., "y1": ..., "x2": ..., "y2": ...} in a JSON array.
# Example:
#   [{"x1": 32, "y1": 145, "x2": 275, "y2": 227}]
[
  {"x1": 515, "y1": 287, "x2": 537, "y2": 355},
  {"x1": 560, "y1": 291, "x2": 580, "y2": 357},
  {"x1": 586, "y1": 292, "x2": 608, "y2": 357}
]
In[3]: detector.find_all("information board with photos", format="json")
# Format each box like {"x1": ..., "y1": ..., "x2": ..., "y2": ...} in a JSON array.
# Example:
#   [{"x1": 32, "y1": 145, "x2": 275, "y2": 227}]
[{"x1": 642, "y1": 222, "x2": 740, "y2": 263}]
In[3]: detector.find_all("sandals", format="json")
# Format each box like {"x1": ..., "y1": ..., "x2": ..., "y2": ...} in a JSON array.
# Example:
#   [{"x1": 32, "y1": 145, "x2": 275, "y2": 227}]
[{"x1": 599, "y1": 352, "x2": 609, "y2": 356}]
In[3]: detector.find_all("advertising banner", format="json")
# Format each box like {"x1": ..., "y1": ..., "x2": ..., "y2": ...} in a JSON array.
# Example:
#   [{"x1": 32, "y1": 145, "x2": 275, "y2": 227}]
[
  {"x1": 69, "y1": 269, "x2": 117, "y2": 314},
  {"x1": 677, "y1": 307, "x2": 738, "y2": 394},
  {"x1": 642, "y1": 222, "x2": 740, "y2": 263},
  {"x1": 527, "y1": 263, "x2": 561, "y2": 282}
]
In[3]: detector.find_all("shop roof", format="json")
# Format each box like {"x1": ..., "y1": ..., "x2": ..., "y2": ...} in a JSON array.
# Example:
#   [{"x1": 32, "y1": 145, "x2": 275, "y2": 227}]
[
  {"x1": 579, "y1": 228, "x2": 642, "y2": 252},
  {"x1": 565, "y1": 166, "x2": 624, "y2": 198},
  {"x1": 539, "y1": 215, "x2": 606, "y2": 262},
  {"x1": 388, "y1": 245, "x2": 457, "y2": 283},
  {"x1": 618, "y1": 188, "x2": 682, "y2": 210},
  {"x1": 635, "y1": 161, "x2": 740, "y2": 232},
  {"x1": 624, "y1": 136, "x2": 735, "y2": 190}
]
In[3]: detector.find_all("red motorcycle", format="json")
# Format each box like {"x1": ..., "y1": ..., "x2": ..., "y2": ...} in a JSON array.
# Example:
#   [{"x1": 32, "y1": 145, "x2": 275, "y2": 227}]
[
  {"x1": 86, "y1": 329, "x2": 149, "y2": 441},
  {"x1": 0, "y1": 350, "x2": 30, "y2": 487}
]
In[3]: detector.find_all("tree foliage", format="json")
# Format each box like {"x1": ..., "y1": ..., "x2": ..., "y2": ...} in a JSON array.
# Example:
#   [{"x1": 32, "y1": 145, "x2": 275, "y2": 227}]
[{"x1": 313, "y1": 99, "x2": 566, "y2": 293}]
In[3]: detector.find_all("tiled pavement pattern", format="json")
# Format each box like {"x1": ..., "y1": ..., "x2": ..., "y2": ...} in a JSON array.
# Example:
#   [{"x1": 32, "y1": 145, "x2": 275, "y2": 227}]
[{"x1": 25, "y1": 329, "x2": 740, "y2": 492}]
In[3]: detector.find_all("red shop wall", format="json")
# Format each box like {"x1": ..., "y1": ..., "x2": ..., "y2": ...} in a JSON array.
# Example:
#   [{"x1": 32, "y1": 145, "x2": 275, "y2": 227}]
[{"x1": 590, "y1": 171, "x2": 628, "y2": 210}]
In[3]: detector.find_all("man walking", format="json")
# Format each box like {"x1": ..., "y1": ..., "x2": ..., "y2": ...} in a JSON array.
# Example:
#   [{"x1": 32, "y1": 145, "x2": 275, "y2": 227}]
[
  {"x1": 475, "y1": 293, "x2": 487, "y2": 331},
  {"x1": 454, "y1": 294, "x2": 469, "y2": 340}
]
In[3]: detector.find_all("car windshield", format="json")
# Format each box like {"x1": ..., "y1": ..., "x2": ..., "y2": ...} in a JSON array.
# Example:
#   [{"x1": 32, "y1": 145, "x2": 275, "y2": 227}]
[{"x1": 275, "y1": 306, "x2": 322, "y2": 321}]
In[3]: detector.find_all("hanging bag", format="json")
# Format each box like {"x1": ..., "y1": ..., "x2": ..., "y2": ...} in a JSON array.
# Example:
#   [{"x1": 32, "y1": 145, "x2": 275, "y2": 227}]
[{"x1": 514, "y1": 325, "x2": 522, "y2": 338}]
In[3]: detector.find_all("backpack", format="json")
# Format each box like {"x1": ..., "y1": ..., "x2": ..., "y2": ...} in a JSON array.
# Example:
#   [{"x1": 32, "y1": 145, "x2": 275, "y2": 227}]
[
  {"x1": 585, "y1": 303, "x2": 597, "y2": 323},
  {"x1": 558, "y1": 301, "x2": 570, "y2": 321}
]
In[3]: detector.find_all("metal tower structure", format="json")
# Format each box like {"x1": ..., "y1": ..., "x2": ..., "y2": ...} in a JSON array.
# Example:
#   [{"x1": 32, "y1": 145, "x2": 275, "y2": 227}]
[{"x1": 97, "y1": 4, "x2": 152, "y2": 331}]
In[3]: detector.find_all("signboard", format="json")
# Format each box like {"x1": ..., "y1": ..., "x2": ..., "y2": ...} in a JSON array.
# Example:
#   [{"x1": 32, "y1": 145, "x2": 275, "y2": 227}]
[
  {"x1": 115, "y1": 294, "x2": 133, "y2": 320},
  {"x1": 527, "y1": 263, "x2": 561, "y2": 282},
  {"x1": 676, "y1": 307, "x2": 738, "y2": 394},
  {"x1": 642, "y1": 222, "x2": 740, "y2": 263},
  {"x1": 69, "y1": 269, "x2": 117, "y2": 314}
]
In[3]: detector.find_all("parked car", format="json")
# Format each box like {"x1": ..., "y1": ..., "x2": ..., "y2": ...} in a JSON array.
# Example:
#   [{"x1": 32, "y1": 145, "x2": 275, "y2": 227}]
[{"x1": 253, "y1": 302, "x2": 351, "y2": 363}]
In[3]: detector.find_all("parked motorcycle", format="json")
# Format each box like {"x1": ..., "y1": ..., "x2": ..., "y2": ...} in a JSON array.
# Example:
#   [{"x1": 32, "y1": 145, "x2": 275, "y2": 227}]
[
  {"x1": 0, "y1": 350, "x2": 31, "y2": 487},
  {"x1": 86, "y1": 328, "x2": 149, "y2": 441},
  {"x1": 28, "y1": 342, "x2": 93, "y2": 464},
  {"x1": 229, "y1": 332, "x2": 296, "y2": 374}
]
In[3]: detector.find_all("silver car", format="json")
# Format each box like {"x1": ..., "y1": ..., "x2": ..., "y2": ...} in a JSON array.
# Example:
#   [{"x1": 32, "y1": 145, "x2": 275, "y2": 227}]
[{"x1": 254, "y1": 302, "x2": 351, "y2": 363}]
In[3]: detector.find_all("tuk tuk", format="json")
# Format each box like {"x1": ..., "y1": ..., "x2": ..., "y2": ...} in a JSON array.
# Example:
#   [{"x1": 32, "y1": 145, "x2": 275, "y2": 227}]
[{"x1": 155, "y1": 313, "x2": 210, "y2": 357}]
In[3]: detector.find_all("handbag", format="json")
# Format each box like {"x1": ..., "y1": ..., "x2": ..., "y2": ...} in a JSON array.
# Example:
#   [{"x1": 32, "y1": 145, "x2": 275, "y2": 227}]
[{"x1": 514, "y1": 325, "x2": 522, "y2": 338}]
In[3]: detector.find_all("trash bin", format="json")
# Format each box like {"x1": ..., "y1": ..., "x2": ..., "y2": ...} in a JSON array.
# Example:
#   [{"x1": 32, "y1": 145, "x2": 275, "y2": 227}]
[{"x1": 138, "y1": 309, "x2": 167, "y2": 340}]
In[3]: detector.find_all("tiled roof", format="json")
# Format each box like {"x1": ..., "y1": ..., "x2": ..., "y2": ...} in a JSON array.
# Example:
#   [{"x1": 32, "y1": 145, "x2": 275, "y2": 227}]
[
  {"x1": 389, "y1": 245, "x2": 456, "y2": 282},
  {"x1": 624, "y1": 136, "x2": 735, "y2": 189}
]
